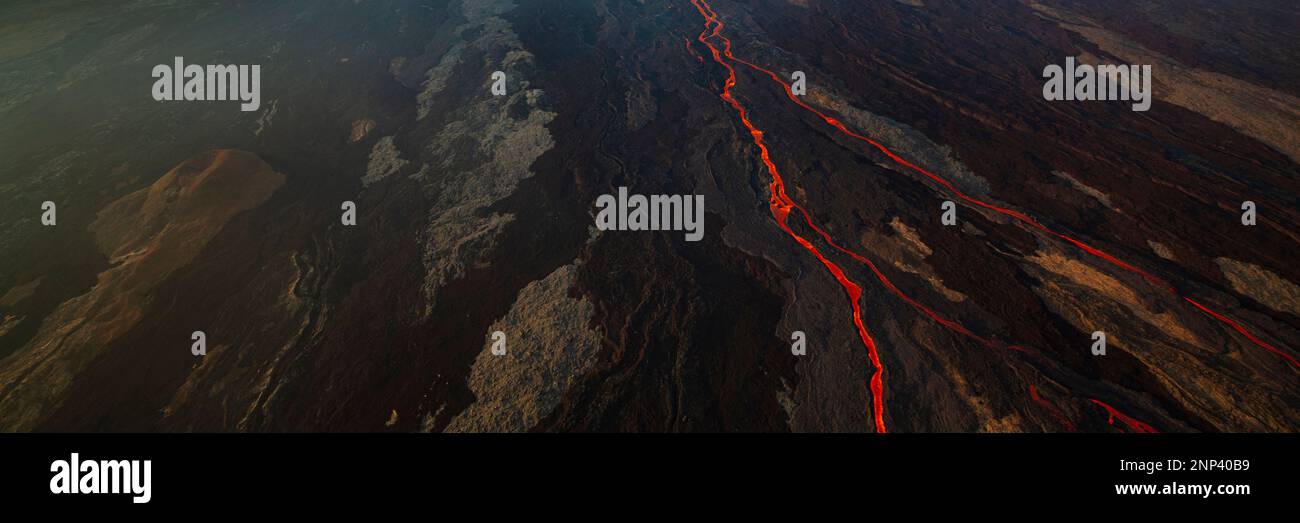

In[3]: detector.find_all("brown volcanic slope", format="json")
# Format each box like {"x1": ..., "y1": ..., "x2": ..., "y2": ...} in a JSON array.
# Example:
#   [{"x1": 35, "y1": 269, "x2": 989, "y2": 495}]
[
  {"x1": 0, "y1": 150, "x2": 284, "y2": 430},
  {"x1": 0, "y1": 0, "x2": 1295, "y2": 433}
]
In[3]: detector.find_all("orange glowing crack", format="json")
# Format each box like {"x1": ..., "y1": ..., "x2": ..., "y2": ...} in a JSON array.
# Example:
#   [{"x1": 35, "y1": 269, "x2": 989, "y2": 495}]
[
  {"x1": 1088, "y1": 398, "x2": 1160, "y2": 433},
  {"x1": 709, "y1": 9, "x2": 1298, "y2": 369},
  {"x1": 690, "y1": 1, "x2": 1026, "y2": 354},
  {"x1": 683, "y1": 36, "x2": 703, "y2": 62},
  {"x1": 690, "y1": 0, "x2": 886, "y2": 432},
  {"x1": 687, "y1": 0, "x2": 1175, "y2": 433},
  {"x1": 1029, "y1": 385, "x2": 1077, "y2": 432}
]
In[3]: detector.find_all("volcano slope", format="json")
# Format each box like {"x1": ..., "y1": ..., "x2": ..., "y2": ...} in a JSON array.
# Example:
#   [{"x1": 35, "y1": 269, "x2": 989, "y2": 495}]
[{"x1": 0, "y1": 0, "x2": 1296, "y2": 432}]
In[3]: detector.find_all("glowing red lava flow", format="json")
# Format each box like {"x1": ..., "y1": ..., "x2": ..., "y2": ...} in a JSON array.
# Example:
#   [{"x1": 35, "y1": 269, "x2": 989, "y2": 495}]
[
  {"x1": 729, "y1": 54, "x2": 1170, "y2": 290},
  {"x1": 1185, "y1": 297, "x2": 1300, "y2": 367},
  {"x1": 690, "y1": 0, "x2": 1023, "y2": 356},
  {"x1": 802, "y1": 213, "x2": 1029, "y2": 354},
  {"x1": 683, "y1": 36, "x2": 704, "y2": 62},
  {"x1": 1088, "y1": 399, "x2": 1160, "y2": 433},
  {"x1": 1028, "y1": 385, "x2": 1077, "y2": 431},
  {"x1": 690, "y1": 0, "x2": 886, "y2": 432},
  {"x1": 687, "y1": 0, "x2": 1163, "y2": 432},
  {"x1": 713, "y1": 15, "x2": 1299, "y2": 369}
]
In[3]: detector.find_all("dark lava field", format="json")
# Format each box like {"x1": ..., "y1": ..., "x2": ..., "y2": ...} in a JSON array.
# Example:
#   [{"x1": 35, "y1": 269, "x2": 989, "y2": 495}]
[{"x1": 1, "y1": 0, "x2": 1297, "y2": 432}]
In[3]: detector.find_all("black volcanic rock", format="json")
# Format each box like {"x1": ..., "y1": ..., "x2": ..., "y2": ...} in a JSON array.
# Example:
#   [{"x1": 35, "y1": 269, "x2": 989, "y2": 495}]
[{"x1": 0, "y1": 0, "x2": 1296, "y2": 433}]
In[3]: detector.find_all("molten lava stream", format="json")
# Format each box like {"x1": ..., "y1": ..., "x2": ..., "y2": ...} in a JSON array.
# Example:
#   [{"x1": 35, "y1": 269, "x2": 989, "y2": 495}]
[
  {"x1": 698, "y1": 4, "x2": 1299, "y2": 369},
  {"x1": 689, "y1": 0, "x2": 1167, "y2": 432},
  {"x1": 1028, "y1": 385, "x2": 1077, "y2": 432},
  {"x1": 1088, "y1": 399, "x2": 1160, "y2": 433},
  {"x1": 690, "y1": 0, "x2": 886, "y2": 432},
  {"x1": 688, "y1": 1, "x2": 1016, "y2": 353},
  {"x1": 683, "y1": 36, "x2": 703, "y2": 62},
  {"x1": 691, "y1": 0, "x2": 1038, "y2": 355}
]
